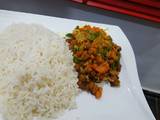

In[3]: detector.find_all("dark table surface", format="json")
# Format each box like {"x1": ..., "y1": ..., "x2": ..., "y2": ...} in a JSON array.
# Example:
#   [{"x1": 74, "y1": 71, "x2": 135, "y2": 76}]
[{"x1": 0, "y1": 0, "x2": 160, "y2": 119}]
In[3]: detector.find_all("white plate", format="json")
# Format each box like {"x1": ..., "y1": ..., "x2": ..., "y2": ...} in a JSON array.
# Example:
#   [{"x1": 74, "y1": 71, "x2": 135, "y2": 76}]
[{"x1": 0, "y1": 10, "x2": 155, "y2": 120}]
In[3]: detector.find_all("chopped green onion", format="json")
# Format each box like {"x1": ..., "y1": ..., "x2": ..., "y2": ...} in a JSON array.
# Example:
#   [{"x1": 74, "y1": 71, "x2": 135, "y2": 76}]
[
  {"x1": 99, "y1": 47, "x2": 110, "y2": 59},
  {"x1": 110, "y1": 63, "x2": 116, "y2": 70},
  {"x1": 73, "y1": 56, "x2": 82, "y2": 63},
  {"x1": 79, "y1": 46, "x2": 83, "y2": 51},
  {"x1": 107, "y1": 35, "x2": 113, "y2": 42},
  {"x1": 117, "y1": 54, "x2": 121, "y2": 61},
  {"x1": 87, "y1": 32, "x2": 100, "y2": 41},
  {"x1": 103, "y1": 76, "x2": 109, "y2": 82},
  {"x1": 73, "y1": 45, "x2": 80, "y2": 51},
  {"x1": 84, "y1": 30, "x2": 90, "y2": 33},
  {"x1": 102, "y1": 48, "x2": 108, "y2": 57}
]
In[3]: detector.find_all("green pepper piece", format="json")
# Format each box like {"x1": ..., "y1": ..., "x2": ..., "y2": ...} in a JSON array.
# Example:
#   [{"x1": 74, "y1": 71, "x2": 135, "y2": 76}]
[{"x1": 66, "y1": 33, "x2": 73, "y2": 38}]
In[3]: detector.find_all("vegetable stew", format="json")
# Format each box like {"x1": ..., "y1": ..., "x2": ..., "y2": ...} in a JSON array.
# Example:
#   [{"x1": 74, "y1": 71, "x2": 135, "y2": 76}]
[{"x1": 66, "y1": 25, "x2": 121, "y2": 99}]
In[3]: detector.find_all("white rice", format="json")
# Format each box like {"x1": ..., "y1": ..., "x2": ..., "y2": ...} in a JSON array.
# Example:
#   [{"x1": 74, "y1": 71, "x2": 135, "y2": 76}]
[{"x1": 0, "y1": 23, "x2": 78, "y2": 120}]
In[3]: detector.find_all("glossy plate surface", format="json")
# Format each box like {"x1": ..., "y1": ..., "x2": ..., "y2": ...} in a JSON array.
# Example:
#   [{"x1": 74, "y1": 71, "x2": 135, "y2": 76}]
[{"x1": 0, "y1": 10, "x2": 155, "y2": 120}]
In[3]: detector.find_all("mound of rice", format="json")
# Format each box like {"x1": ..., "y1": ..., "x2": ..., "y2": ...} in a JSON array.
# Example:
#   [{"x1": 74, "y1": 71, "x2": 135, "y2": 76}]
[{"x1": 0, "y1": 24, "x2": 78, "y2": 120}]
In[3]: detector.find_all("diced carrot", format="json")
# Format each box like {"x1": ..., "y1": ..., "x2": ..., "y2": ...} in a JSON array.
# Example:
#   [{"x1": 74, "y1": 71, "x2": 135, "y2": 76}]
[
  {"x1": 96, "y1": 56, "x2": 104, "y2": 64},
  {"x1": 75, "y1": 51, "x2": 83, "y2": 57},
  {"x1": 91, "y1": 41, "x2": 98, "y2": 48},
  {"x1": 92, "y1": 27, "x2": 101, "y2": 32},
  {"x1": 91, "y1": 64, "x2": 98, "y2": 69},
  {"x1": 95, "y1": 90, "x2": 102, "y2": 99},
  {"x1": 85, "y1": 64, "x2": 92, "y2": 73},
  {"x1": 91, "y1": 85, "x2": 98, "y2": 94},
  {"x1": 80, "y1": 25, "x2": 91, "y2": 31},
  {"x1": 89, "y1": 47, "x2": 97, "y2": 54},
  {"x1": 108, "y1": 51, "x2": 116, "y2": 59},
  {"x1": 92, "y1": 62, "x2": 109, "y2": 74}
]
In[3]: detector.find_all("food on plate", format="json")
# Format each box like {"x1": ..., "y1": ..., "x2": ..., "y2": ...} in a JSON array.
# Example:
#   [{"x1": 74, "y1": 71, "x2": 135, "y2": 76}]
[
  {"x1": 0, "y1": 24, "x2": 78, "y2": 120},
  {"x1": 66, "y1": 25, "x2": 121, "y2": 99}
]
